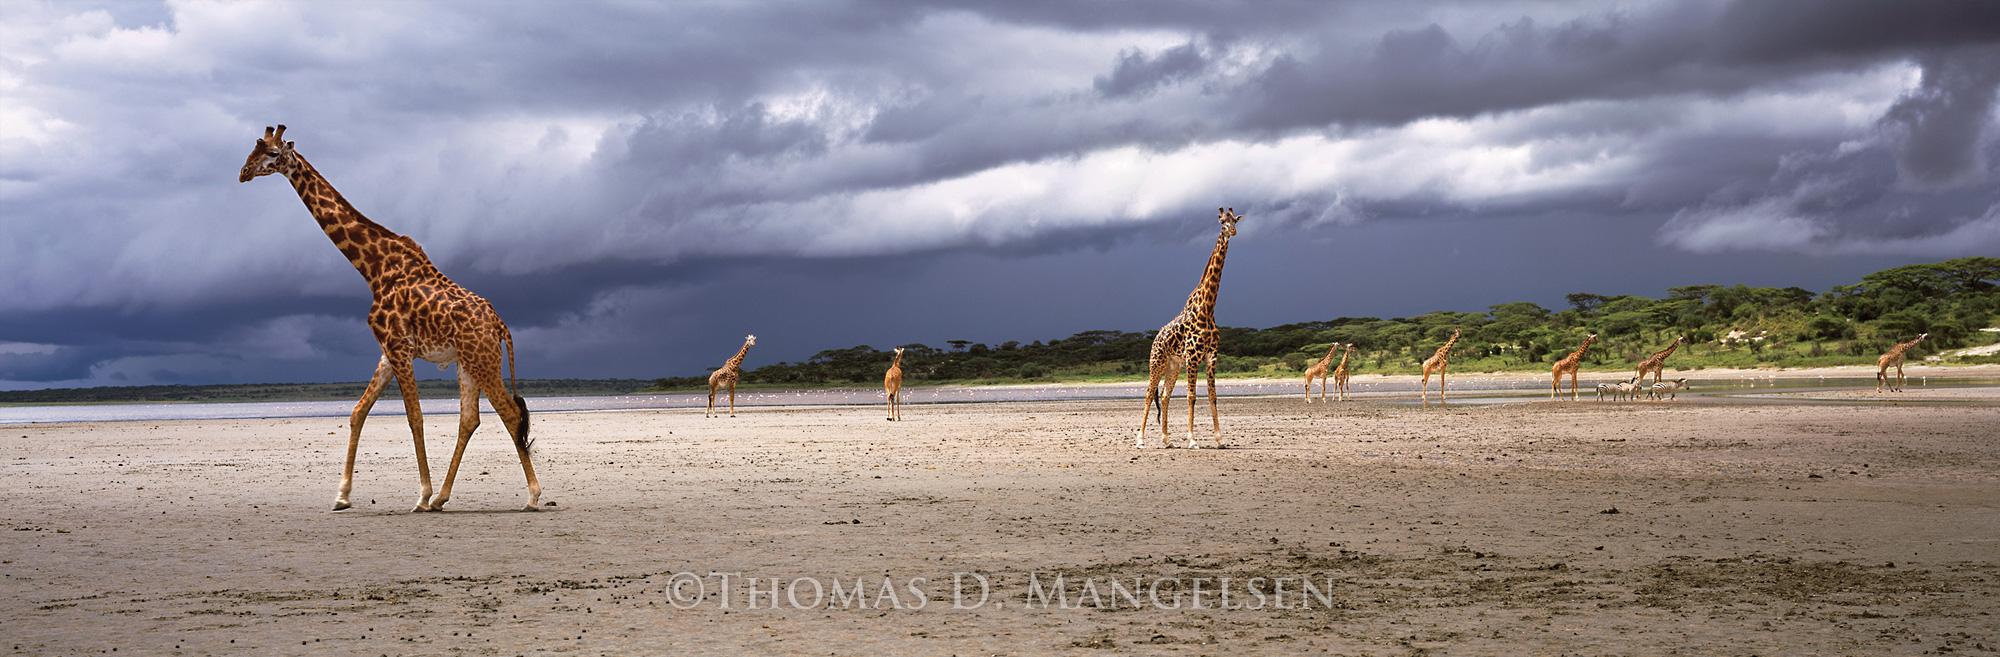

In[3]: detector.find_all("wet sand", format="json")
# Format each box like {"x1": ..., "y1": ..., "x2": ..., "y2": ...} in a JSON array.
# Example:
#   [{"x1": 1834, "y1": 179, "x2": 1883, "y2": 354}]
[{"x1": 3, "y1": 384, "x2": 1997, "y2": 655}]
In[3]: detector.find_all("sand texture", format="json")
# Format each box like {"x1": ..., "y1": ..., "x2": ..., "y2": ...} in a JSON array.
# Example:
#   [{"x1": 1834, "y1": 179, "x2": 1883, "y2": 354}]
[{"x1": 3, "y1": 388, "x2": 1998, "y2": 655}]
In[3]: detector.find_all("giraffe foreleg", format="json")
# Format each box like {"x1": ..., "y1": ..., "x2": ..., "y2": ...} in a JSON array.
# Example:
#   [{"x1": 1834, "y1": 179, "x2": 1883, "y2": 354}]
[
  {"x1": 1203, "y1": 356, "x2": 1221, "y2": 449},
  {"x1": 389, "y1": 360, "x2": 435, "y2": 512},
  {"x1": 728, "y1": 381, "x2": 737, "y2": 417},
  {"x1": 1184, "y1": 359, "x2": 1199, "y2": 448},
  {"x1": 427, "y1": 365, "x2": 483, "y2": 512},
  {"x1": 335, "y1": 357, "x2": 394, "y2": 511}
]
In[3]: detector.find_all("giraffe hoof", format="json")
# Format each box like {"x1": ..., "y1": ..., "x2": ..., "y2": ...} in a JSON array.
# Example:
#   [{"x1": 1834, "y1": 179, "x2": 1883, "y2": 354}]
[
  {"x1": 332, "y1": 500, "x2": 351, "y2": 511},
  {"x1": 522, "y1": 503, "x2": 541, "y2": 512}
]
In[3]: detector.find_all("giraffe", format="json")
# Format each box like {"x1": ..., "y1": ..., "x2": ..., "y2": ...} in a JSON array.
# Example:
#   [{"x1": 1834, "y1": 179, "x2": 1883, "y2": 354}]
[
  {"x1": 1549, "y1": 333, "x2": 1598, "y2": 401},
  {"x1": 884, "y1": 347, "x2": 905, "y2": 421},
  {"x1": 1876, "y1": 333, "x2": 1928, "y2": 392},
  {"x1": 238, "y1": 125, "x2": 538, "y2": 512},
  {"x1": 1634, "y1": 335, "x2": 1687, "y2": 385},
  {"x1": 706, "y1": 334, "x2": 756, "y2": 418},
  {"x1": 1419, "y1": 328, "x2": 1461, "y2": 407},
  {"x1": 1331, "y1": 343, "x2": 1357, "y2": 402},
  {"x1": 1136, "y1": 208, "x2": 1243, "y2": 449},
  {"x1": 1301, "y1": 342, "x2": 1344, "y2": 403}
]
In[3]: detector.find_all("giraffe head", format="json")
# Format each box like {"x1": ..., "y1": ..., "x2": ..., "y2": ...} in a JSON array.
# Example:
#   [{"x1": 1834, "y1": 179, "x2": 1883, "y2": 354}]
[
  {"x1": 745, "y1": 334, "x2": 757, "y2": 346},
  {"x1": 1216, "y1": 207, "x2": 1242, "y2": 237},
  {"x1": 239, "y1": 125, "x2": 298, "y2": 182}
]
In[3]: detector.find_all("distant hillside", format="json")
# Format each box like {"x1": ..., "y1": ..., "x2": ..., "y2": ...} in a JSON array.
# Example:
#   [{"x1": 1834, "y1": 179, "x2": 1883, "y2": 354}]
[
  {"x1": 649, "y1": 257, "x2": 2000, "y2": 390},
  {"x1": 0, "y1": 379, "x2": 653, "y2": 405}
]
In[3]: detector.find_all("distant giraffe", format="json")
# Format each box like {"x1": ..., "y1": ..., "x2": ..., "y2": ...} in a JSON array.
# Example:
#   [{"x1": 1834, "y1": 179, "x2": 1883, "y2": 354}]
[
  {"x1": 1549, "y1": 333, "x2": 1598, "y2": 401},
  {"x1": 1136, "y1": 208, "x2": 1243, "y2": 449},
  {"x1": 1876, "y1": 333, "x2": 1928, "y2": 392},
  {"x1": 1302, "y1": 342, "x2": 1344, "y2": 403},
  {"x1": 884, "y1": 347, "x2": 905, "y2": 421},
  {"x1": 1634, "y1": 335, "x2": 1687, "y2": 385},
  {"x1": 1331, "y1": 344, "x2": 1357, "y2": 402},
  {"x1": 707, "y1": 335, "x2": 756, "y2": 418},
  {"x1": 1420, "y1": 328, "x2": 1461, "y2": 406},
  {"x1": 238, "y1": 125, "x2": 538, "y2": 512}
]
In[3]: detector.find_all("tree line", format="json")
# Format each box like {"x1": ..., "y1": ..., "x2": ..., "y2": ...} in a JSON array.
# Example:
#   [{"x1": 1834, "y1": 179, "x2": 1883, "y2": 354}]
[{"x1": 649, "y1": 257, "x2": 1999, "y2": 390}]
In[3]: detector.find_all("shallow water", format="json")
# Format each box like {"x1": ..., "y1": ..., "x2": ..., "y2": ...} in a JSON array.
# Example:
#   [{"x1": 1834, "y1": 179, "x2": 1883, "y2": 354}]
[{"x1": 3, "y1": 375, "x2": 1994, "y2": 424}]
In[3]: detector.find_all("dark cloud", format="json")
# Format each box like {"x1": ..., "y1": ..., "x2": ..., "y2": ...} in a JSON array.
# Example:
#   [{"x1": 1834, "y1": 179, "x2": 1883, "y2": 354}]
[
  {"x1": 1879, "y1": 45, "x2": 2000, "y2": 188},
  {"x1": 1095, "y1": 41, "x2": 1210, "y2": 98}
]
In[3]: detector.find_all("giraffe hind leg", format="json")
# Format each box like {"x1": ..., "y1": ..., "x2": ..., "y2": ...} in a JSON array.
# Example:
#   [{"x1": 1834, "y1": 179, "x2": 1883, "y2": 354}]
[
  {"x1": 465, "y1": 359, "x2": 541, "y2": 511},
  {"x1": 426, "y1": 364, "x2": 484, "y2": 512}
]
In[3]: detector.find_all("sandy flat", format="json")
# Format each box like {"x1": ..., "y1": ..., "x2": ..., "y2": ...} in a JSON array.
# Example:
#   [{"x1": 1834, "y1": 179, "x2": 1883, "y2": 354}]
[{"x1": 3, "y1": 391, "x2": 1997, "y2": 655}]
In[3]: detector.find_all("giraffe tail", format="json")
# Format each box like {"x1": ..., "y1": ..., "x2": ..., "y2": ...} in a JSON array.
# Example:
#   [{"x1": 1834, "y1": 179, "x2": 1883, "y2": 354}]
[{"x1": 502, "y1": 324, "x2": 532, "y2": 454}]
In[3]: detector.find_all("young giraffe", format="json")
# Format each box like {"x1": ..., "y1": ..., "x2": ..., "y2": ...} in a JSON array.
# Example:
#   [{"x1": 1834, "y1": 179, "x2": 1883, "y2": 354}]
[
  {"x1": 1331, "y1": 343, "x2": 1357, "y2": 402},
  {"x1": 1549, "y1": 333, "x2": 1598, "y2": 401},
  {"x1": 1634, "y1": 335, "x2": 1687, "y2": 385},
  {"x1": 1876, "y1": 333, "x2": 1928, "y2": 392},
  {"x1": 1419, "y1": 328, "x2": 1461, "y2": 407},
  {"x1": 1301, "y1": 342, "x2": 1345, "y2": 403},
  {"x1": 1136, "y1": 208, "x2": 1243, "y2": 449},
  {"x1": 884, "y1": 347, "x2": 905, "y2": 421},
  {"x1": 706, "y1": 335, "x2": 756, "y2": 418},
  {"x1": 238, "y1": 125, "x2": 538, "y2": 512}
]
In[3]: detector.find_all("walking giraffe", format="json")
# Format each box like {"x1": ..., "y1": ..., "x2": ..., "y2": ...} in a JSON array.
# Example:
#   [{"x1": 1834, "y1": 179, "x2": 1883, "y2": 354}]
[
  {"x1": 1302, "y1": 342, "x2": 1345, "y2": 403},
  {"x1": 1420, "y1": 328, "x2": 1461, "y2": 407},
  {"x1": 884, "y1": 347, "x2": 905, "y2": 421},
  {"x1": 1331, "y1": 343, "x2": 1357, "y2": 402},
  {"x1": 707, "y1": 335, "x2": 756, "y2": 417},
  {"x1": 1634, "y1": 335, "x2": 1687, "y2": 385},
  {"x1": 1876, "y1": 333, "x2": 1928, "y2": 392},
  {"x1": 1550, "y1": 333, "x2": 1598, "y2": 401},
  {"x1": 238, "y1": 125, "x2": 539, "y2": 512},
  {"x1": 1136, "y1": 208, "x2": 1243, "y2": 449}
]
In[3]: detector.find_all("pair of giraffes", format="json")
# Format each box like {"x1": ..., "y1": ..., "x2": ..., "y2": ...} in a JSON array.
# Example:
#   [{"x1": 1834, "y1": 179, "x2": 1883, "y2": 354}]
[
  {"x1": 703, "y1": 338, "x2": 913, "y2": 421},
  {"x1": 1547, "y1": 334, "x2": 1684, "y2": 401}
]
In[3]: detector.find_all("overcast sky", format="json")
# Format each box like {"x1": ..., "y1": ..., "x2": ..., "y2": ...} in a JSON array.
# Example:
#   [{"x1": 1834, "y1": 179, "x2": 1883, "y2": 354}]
[{"x1": 3, "y1": 0, "x2": 1998, "y2": 389}]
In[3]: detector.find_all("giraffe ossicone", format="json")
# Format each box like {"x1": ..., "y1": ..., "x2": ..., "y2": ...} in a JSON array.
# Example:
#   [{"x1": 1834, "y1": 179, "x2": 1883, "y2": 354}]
[{"x1": 239, "y1": 125, "x2": 540, "y2": 513}]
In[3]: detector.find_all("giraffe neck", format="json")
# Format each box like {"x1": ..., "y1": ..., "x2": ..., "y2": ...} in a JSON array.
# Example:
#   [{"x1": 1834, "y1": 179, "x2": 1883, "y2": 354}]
[
  {"x1": 1439, "y1": 334, "x2": 1459, "y2": 357},
  {"x1": 1574, "y1": 337, "x2": 1595, "y2": 360},
  {"x1": 891, "y1": 353, "x2": 903, "y2": 368},
  {"x1": 1182, "y1": 229, "x2": 1233, "y2": 322},
  {"x1": 281, "y1": 155, "x2": 422, "y2": 295},
  {"x1": 726, "y1": 343, "x2": 752, "y2": 370},
  {"x1": 1315, "y1": 343, "x2": 1341, "y2": 369},
  {"x1": 1335, "y1": 348, "x2": 1351, "y2": 370},
  {"x1": 1654, "y1": 340, "x2": 1681, "y2": 360}
]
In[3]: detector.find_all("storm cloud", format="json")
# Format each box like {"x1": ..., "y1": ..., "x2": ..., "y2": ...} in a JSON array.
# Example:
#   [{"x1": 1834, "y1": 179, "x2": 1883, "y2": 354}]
[{"x1": 2, "y1": 0, "x2": 1996, "y2": 388}]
